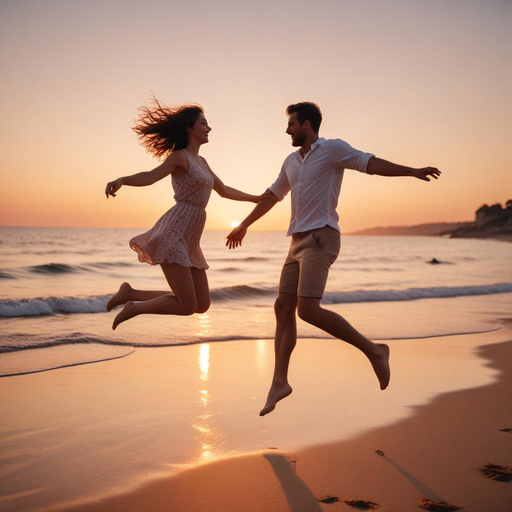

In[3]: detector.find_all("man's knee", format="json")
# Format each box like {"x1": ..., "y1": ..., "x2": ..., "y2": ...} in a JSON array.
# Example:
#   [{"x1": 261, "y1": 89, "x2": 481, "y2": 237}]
[
  {"x1": 297, "y1": 298, "x2": 321, "y2": 324},
  {"x1": 274, "y1": 294, "x2": 297, "y2": 318}
]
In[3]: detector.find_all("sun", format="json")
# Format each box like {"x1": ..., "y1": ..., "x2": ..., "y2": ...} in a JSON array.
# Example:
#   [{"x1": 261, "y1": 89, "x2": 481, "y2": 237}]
[{"x1": 231, "y1": 220, "x2": 240, "y2": 228}]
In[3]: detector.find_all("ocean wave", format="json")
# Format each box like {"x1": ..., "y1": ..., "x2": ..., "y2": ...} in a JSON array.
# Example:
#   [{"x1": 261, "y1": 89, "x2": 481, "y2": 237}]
[
  {"x1": 0, "y1": 295, "x2": 110, "y2": 317},
  {"x1": 28, "y1": 263, "x2": 87, "y2": 274},
  {"x1": 2, "y1": 283, "x2": 511, "y2": 318},
  {"x1": 0, "y1": 333, "x2": 116, "y2": 353},
  {"x1": 210, "y1": 284, "x2": 275, "y2": 301},
  {"x1": 323, "y1": 283, "x2": 512, "y2": 304},
  {"x1": 0, "y1": 323, "x2": 502, "y2": 360},
  {"x1": 86, "y1": 261, "x2": 137, "y2": 269},
  {"x1": 211, "y1": 257, "x2": 270, "y2": 262}
]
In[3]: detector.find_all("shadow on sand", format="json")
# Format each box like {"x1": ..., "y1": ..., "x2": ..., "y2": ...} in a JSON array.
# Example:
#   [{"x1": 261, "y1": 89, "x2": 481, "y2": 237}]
[{"x1": 263, "y1": 453, "x2": 322, "y2": 512}]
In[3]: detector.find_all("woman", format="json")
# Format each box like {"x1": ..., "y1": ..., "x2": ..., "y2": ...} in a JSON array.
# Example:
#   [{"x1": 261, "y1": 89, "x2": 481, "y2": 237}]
[{"x1": 105, "y1": 99, "x2": 263, "y2": 330}]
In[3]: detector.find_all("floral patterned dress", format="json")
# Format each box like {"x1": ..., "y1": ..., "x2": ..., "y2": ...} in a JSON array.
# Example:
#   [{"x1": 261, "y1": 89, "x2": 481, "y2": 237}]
[{"x1": 129, "y1": 150, "x2": 214, "y2": 269}]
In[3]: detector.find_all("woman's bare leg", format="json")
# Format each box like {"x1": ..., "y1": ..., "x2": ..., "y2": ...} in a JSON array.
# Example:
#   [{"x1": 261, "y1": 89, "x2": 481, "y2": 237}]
[
  {"x1": 190, "y1": 268, "x2": 210, "y2": 313},
  {"x1": 112, "y1": 263, "x2": 198, "y2": 330},
  {"x1": 106, "y1": 282, "x2": 172, "y2": 311}
]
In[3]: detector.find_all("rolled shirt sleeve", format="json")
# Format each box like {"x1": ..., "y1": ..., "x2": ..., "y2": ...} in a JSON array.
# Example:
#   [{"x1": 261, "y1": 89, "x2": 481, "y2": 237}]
[
  {"x1": 330, "y1": 139, "x2": 374, "y2": 174},
  {"x1": 268, "y1": 164, "x2": 290, "y2": 201}
]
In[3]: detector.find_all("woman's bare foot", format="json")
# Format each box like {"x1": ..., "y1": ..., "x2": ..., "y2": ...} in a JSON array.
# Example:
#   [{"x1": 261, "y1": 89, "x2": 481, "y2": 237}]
[
  {"x1": 107, "y1": 282, "x2": 133, "y2": 311},
  {"x1": 112, "y1": 301, "x2": 138, "y2": 330},
  {"x1": 260, "y1": 382, "x2": 293, "y2": 416},
  {"x1": 369, "y1": 343, "x2": 391, "y2": 390}
]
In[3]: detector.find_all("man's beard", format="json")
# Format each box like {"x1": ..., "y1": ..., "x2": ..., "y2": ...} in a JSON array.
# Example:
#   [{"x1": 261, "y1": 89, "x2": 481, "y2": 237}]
[{"x1": 291, "y1": 133, "x2": 306, "y2": 146}]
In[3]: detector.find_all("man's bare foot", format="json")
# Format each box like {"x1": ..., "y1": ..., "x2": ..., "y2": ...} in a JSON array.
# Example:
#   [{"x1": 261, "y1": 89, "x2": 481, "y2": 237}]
[
  {"x1": 260, "y1": 382, "x2": 293, "y2": 416},
  {"x1": 107, "y1": 282, "x2": 133, "y2": 311},
  {"x1": 369, "y1": 343, "x2": 391, "y2": 390},
  {"x1": 112, "y1": 301, "x2": 138, "y2": 330}
]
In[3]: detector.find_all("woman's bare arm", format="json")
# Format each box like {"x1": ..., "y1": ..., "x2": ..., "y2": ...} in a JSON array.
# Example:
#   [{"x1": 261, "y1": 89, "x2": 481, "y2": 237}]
[
  {"x1": 105, "y1": 151, "x2": 187, "y2": 198},
  {"x1": 200, "y1": 157, "x2": 263, "y2": 203}
]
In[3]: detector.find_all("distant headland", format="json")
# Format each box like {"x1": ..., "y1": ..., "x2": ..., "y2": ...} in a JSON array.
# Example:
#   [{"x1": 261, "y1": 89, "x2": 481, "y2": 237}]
[{"x1": 347, "y1": 200, "x2": 512, "y2": 242}]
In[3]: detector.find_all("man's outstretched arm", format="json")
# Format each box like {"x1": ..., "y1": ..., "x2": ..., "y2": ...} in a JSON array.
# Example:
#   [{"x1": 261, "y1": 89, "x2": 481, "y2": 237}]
[
  {"x1": 367, "y1": 157, "x2": 441, "y2": 181},
  {"x1": 226, "y1": 192, "x2": 279, "y2": 249}
]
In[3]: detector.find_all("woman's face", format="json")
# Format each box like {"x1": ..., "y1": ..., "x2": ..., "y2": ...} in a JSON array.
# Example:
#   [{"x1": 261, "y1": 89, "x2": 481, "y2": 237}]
[{"x1": 189, "y1": 113, "x2": 211, "y2": 145}]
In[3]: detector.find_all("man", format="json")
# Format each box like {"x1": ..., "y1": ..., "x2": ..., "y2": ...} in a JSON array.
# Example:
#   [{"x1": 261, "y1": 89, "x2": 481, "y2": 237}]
[{"x1": 226, "y1": 102, "x2": 441, "y2": 416}]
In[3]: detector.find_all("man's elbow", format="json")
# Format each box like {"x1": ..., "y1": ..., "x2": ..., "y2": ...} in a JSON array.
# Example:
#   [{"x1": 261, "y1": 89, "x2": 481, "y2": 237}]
[
  {"x1": 265, "y1": 190, "x2": 281, "y2": 204},
  {"x1": 366, "y1": 157, "x2": 377, "y2": 175}
]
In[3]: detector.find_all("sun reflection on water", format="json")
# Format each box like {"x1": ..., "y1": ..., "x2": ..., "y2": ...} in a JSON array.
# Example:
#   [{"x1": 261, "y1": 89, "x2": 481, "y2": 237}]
[
  {"x1": 191, "y1": 343, "x2": 225, "y2": 462},
  {"x1": 199, "y1": 344, "x2": 210, "y2": 381},
  {"x1": 197, "y1": 313, "x2": 211, "y2": 337},
  {"x1": 255, "y1": 339, "x2": 268, "y2": 374}
]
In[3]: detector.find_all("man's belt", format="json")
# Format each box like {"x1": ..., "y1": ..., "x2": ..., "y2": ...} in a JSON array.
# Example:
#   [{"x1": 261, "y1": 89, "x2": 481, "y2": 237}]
[{"x1": 291, "y1": 229, "x2": 316, "y2": 241}]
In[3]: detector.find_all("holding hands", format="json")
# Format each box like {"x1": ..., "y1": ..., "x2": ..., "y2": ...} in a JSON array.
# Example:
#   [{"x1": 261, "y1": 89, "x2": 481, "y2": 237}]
[
  {"x1": 226, "y1": 223, "x2": 247, "y2": 249},
  {"x1": 226, "y1": 189, "x2": 274, "y2": 249}
]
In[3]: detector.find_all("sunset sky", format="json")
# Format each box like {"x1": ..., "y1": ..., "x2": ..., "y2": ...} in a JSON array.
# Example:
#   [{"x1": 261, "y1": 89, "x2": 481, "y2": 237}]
[{"x1": 1, "y1": 0, "x2": 511, "y2": 232}]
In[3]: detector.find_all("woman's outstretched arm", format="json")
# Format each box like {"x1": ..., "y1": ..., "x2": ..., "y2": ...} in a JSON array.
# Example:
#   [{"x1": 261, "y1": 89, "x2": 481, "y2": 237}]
[
  {"x1": 105, "y1": 151, "x2": 187, "y2": 198},
  {"x1": 201, "y1": 157, "x2": 263, "y2": 203}
]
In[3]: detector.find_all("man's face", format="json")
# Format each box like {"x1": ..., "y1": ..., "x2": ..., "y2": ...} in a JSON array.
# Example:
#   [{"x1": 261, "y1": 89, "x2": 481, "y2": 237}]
[{"x1": 286, "y1": 112, "x2": 307, "y2": 147}]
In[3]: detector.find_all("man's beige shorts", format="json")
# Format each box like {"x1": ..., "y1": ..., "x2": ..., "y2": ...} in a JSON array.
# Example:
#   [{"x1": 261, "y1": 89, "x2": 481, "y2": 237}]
[{"x1": 278, "y1": 226, "x2": 341, "y2": 299}]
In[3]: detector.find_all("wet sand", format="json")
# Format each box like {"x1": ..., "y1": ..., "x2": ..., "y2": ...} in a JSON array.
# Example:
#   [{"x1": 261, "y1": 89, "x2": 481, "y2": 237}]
[{"x1": 1, "y1": 324, "x2": 511, "y2": 512}]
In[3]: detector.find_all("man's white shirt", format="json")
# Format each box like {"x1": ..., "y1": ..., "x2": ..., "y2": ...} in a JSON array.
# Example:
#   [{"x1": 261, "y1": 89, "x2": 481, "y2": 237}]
[{"x1": 269, "y1": 137, "x2": 374, "y2": 236}]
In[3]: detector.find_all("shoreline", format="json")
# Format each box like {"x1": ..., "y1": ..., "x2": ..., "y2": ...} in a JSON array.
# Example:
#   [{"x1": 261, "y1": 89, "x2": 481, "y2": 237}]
[
  {"x1": 1, "y1": 324, "x2": 511, "y2": 512},
  {"x1": 62, "y1": 328, "x2": 512, "y2": 512}
]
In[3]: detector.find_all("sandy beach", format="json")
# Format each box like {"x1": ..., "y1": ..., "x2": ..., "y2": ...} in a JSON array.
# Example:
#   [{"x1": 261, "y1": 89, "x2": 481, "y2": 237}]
[{"x1": 0, "y1": 320, "x2": 511, "y2": 512}]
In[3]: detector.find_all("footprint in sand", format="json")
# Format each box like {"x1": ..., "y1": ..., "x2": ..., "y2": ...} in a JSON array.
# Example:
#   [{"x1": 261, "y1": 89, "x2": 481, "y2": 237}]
[
  {"x1": 316, "y1": 496, "x2": 380, "y2": 509},
  {"x1": 317, "y1": 495, "x2": 339, "y2": 504},
  {"x1": 478, "y1": 463, "x2": 512, "y2": 482},
  {"x1": 418, "y1": 498, "x2": 462, "y2": 511},
  {"x1": 344, "y1": 498, "x2": 380, "y2": 510}
]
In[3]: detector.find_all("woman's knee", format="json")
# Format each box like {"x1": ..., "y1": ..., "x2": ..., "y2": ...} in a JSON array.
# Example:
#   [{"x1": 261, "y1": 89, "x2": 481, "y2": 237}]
[
  {"x1": 177, "y1": 298, "x2": 198, "y2": 316},
  {"x1": 195, "y1": 300, "x2": 210, "y2": 314}
]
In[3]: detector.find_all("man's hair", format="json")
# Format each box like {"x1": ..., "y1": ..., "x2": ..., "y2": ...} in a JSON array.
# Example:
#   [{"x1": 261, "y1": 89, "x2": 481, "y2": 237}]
[{"x1": 286, "y1": 102, "x2": 322, "y2": 132}]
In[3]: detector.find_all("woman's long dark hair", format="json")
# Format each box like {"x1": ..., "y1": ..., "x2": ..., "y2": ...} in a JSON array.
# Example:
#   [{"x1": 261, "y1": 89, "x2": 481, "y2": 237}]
[{"x1": 132, "y1": 97, "x2": 204, "y2": 158}]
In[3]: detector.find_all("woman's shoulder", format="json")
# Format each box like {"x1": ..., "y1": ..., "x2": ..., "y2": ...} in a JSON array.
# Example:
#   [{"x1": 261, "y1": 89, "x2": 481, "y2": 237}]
[
  {"x1": 161, "y1": 149, "x2": 189, "y2": 179},
  {"x1": 167, "y1": 149, "x2": 189, "y2": 169}
]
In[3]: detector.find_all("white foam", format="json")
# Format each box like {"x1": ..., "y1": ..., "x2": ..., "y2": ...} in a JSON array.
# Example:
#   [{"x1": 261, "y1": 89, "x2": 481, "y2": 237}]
[
  {"x1": 0, "y1": 295, "x2": 110, "y2": 317},
  {"x1": 323, "y1": 283, "x2": 512, "y2": 304}
]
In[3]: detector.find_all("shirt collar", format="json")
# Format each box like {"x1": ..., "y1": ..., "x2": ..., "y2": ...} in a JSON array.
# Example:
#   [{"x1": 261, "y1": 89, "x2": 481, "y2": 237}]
[
  {"x1": 311, "y1": 137, "x2": 325, "y2": 149},
  {"x1": 296, "y1": 137, "x2": 325, "y2": 159}
]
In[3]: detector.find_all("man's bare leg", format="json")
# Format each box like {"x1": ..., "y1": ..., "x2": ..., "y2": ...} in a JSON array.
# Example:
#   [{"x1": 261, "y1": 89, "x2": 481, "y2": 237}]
[
  {"x1": 260, "y1": 293, "x2": 298, "y2": 416},
  {"x1": 107, "y1": 282, "x2": 172, "y2": 311},
  {"x1": 297, "y1": 297, "x2": 391, "y2": 390}
]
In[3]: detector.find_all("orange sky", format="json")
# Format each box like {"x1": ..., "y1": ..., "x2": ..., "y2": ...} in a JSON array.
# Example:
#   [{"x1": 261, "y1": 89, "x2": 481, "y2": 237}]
[{"x1": 1, "y1": 0, "x2": 511, "y2": 232}]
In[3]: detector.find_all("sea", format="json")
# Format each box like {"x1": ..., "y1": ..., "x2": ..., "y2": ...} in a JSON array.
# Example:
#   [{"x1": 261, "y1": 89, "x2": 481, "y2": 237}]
[{"x1": 1, "y1": 226, "x2": 512, "y2": 377}]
